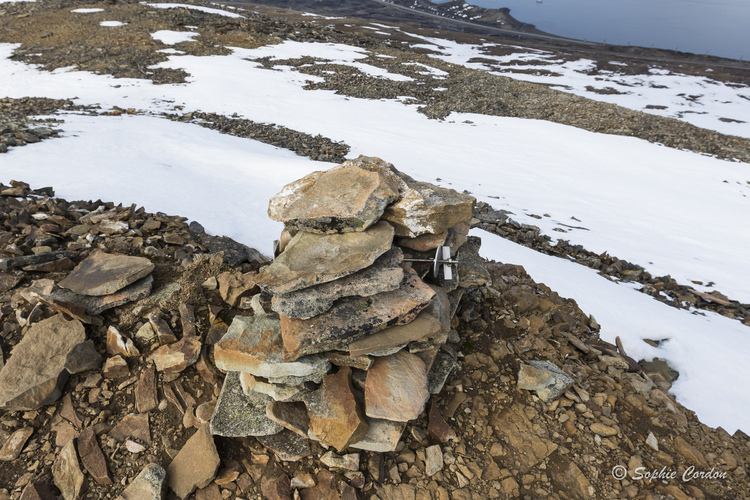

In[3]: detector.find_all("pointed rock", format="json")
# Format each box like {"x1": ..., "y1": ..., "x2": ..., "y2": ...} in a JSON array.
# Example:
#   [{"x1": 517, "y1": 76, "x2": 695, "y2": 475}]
[
  {"x1": 106, "y1": 326, "x2": 140, "y2": 357},
  {"x1": 365, "y1": 350, "x2": 429, "y2": 422},
  {"x1": 457, "y1": 236, "x2": 490, "y2": 288},
  {"x1": 116, "y1": 463, "x2": 166, "y2": 500},
  {"x1": 257, "y1": 429, "x2": 312, "y2": 462},
  {"x1": 348, "y1": 311, "x2": 441, "y2": 357},
  {"x1": 209, "y1": 372, "x2": 282, "y2": 437},
  {"x1": 303, "y1": 367, "x2": 368, "y2": 451},
  {"x1": 268, "y1": 159, "x2": 400, "y2": 234},
  {"x1": 214, "y1": 314, "x2": 330, "y2": 380},
  {"x1": 217, "y1": 271, "x2": 258, "y2": 307},
  {"x1": 281, "y1": 266, "x2": 436, "y2": 361},
  {"x1": 147, "y1": 335, "x2": 202, "y2": 373},
  {"x1": 52, "y1": 440, "x2": 86, "y2": 500},
  {"x1": 77, "y1": 427, "x2": 111, "y2": 485},
  {"x1": 148, "y1": 312, "x2": 178, "y2": 345},
  {"x1": 59, "y1": 250, "x2": 153, "y2": 296},
  {"x1": 135, "y1": 364, "x2": 158, "y2": 413},
  {"x1": 266, "y1": 401, "x2": 310, "y2": 438},
  {"x1": 426, "y1": 346, "x2": 457, "y2": 394},
  {"x1": 272, "y1": 247, "x2": 404, "y2": 320},
  {"x1": 349, "y1": 418, "x2": 406, "y2": 452},
  {"x1": 167, "y1": 424, "x2": 220, "y2": 499},
  {"x1": 0, "y1": 314, "x2": 86, "y2": 411},
  {"x1": 0, "y1": 427, "x2": 33, "y2": 461},
  {"x1": 428, "y1": 401, "x2": 456, "y2": 443},
  {"x1": 255, "y1": 221, "x2": 394, "y2": 295}
]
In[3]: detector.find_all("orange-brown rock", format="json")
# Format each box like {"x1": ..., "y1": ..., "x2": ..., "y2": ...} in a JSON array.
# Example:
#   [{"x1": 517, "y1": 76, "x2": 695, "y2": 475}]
[{"x1": 364, "y1": 350, "x2": 429, "y2": 422}]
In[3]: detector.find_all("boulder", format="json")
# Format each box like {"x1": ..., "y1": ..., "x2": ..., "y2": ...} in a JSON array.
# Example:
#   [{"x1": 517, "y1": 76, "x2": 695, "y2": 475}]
[
  {"x1": 255, "y1": 221, "x2": 394, "y2": 295},
  {"x1": 268, "y1": 158, "x2": 400, "y2": 234},
  {"x1": 364, "y1": 350, "x2": 429, "y2": 422},
  {"x1": 281, "y1": 266, "x2": 435, "y2": 361},
  {"x1": 58, "y1": 250, "x2": 153, "y2": 296},
  {"x1": 271, "y1": 247, "x2": 405, "y2": 320}
]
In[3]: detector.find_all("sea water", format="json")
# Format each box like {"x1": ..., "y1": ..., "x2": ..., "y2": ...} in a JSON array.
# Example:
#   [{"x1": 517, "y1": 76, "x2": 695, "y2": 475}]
[{"x1": 449, "y1": 0, "x2": 750, "y2": 60}]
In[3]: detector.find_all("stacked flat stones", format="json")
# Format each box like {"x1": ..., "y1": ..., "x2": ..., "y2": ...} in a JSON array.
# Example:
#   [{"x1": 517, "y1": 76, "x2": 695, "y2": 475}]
[{"x1": 210, "y1": 156, "x2": 483, "y2": 456}]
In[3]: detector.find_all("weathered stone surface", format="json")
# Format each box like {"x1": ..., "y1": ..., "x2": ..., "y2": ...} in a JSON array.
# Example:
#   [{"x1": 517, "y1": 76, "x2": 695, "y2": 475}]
[
  {"x1": 215, "y1": 314, "x2": 330, "y2": 380},
  {"x1": 255, "y1": 221, "x2": 394, "y2": 295},
  {"x1": 266, "y1": 401, "x2": 310, "y2": 438},
  {"x1": 426, "y1": 346, "x2": 457, "y2": 395},
  {"x1": 77, "y1": 427, "x2": 111, "y2": 485},
  {"x1": 348, "y1": 312, "x2": 441, "y2": 357},
  {"x1": 425, "y1": 445, "x2": 443, "y2": 476},
  {"x1": 63, "y1": 340, "x2": 103, "y2": 375},
  {"x1": 673, "y1": 436, "x2": 709, "y2": 468},
  {"x1": 239, "y1": 373, "x2": 304, "y2": 402},
  {"x1": 58, "y1": 250, "x2": 153, "y2": 296},
  {"x1": 383, "y1": 171, "x2": 475, "y2": 238},
  {"x1": 271, "y1": 247, "x2": 404, "y2": 320},
  {"x1": 109, "y1": 414, "x2": 151, "y2": 445},
  {"x1": 0, "y1": 314, "x2": 86, "y2": 410},
  {"x1": 52, "y1": 440, "x2": 85, "y2": 500},
  {"x1": 268, "y1": 160, "x2": 400, "y2": 234},
  {"x1": 428, "y1": 401, "x2": 456, "y2": 443},
  {"x1": 517, "y1": 360, "x2": 573, "y2": 402},
  {"x1": 19, "y1": 480, "x2": 57, "y2": 500},
  {"x1": 349, "y1": 418, "x2": 406, "y2": 452},
  {"x1": 304, "y1": 367, "x2": 368, "y2": 451},
  {"x1": 103, "y1": 356, "x2": 129, "y2": 379},
  {"x1": 321, "y1": 451, "x2": 359, "y2": 471},
  {"x1": 135, "y1": 364, "x2": 158, "y2": 413},
  {"x1": 106, "y1": 326, "x2": 139, "y2": 357},
  {"x1": 167, "y1": 424, "x2": 220, "y2": 499},
  {"x1": 396, "y1": 231, "x2": 447, "y2": 252},
  {"x1": 494, "y1": 404, "x2": 558, "y2": 469},
  {"x1": 257, "y1": 429, "x2": 312, "y2": 462},
  {"x1": 217, "y1": 271, "x2": 257, "y2": 307},
  {"x1": 210, "y1": 371, "x2": 282, "y2": 437},
  {"x1": 116, "y1": 463, "x2": 166, "y2": 500},
  {"x1": 0, "y1": 427, "x2": 33, "y2": 461},
  {"x1": 281, "y1": 266, "x2": 436, "y2": 361},
  {"x1": 48, "y1": 274, "x2": 154, "y2": 315},
  {"x1": 261, "y1": 474, "x2": 292, "y2": 500},
  {"x1": 148, "y1": 312, "x2": 178, "y2": 345},
  {"x1": 147, "y1": 335, "x2": 202, "y2": 373},
  {"x1": 325, "y1": 351, "x2": 374, "y2": 371},
  {"x1": 457, "y1": 236, "x2": 490, "y2": 288},
  {"x1": 364, "y1": 350, "x2": 429, "y2": 422}
]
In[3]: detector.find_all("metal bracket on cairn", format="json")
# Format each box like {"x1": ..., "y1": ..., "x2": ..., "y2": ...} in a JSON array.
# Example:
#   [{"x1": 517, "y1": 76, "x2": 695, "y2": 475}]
[{"x1": 403, "y1": 246, "x2": 458, "y2": 280}]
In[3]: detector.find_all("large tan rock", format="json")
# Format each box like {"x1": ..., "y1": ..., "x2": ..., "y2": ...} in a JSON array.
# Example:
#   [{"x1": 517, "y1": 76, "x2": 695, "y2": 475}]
[
  {"x1": 52, "y1": 440, "x2": 85, "y2": 500},
  {"x1": 167, "y1": 425, "x2": 220, "y2": 499},
  {"x1": 268, "y1": 159, "x2": 400, "y2": 234},
  {"x1": 0, "y1": 315, "x2": 92, "y2": 411},
  {"x1": 304, "y1": 367, "x2": 368, "y2": 451},
  {"x1": 364, "y1": 350, "x2": 429, "y2": 422},
  {"x1": 348, "y1": 311, "x2": 441, "y2": 357},
  {"x1": 255, "y1": 221, "x2": 394, "y2": 295},
  {"x1": 493, "y1": 404, "x2": 558, "y2": 469},
  {"x1": 58, "y1": 250, "x2": 153, "y2": 296},
  {"x1": 280, "y1": 266, "x2": 436, "y2": 361}
]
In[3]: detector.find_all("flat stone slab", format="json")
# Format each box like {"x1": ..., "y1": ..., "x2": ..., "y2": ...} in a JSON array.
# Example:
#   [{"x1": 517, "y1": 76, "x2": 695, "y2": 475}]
[
  {"x1": 268, "y1": 159, "x2": 400, "y2": 234},
  {"x1": 348, "y1": 311, "x2": 441, "y2": 357},
  {"x1": 255, "y1": 221, "x2": 394, "y2": 295},
  {"x1": 349, "y1": 418, "x2": 406, "y2": 453},
  {"x1": 214, "y1": 314, "x2": 330, "y2": 380},
  {"x1": 147, "y1": 335, "x2": 202, "y2": 373},
  {"x1": 271, "y1": 247, "x2": 404, "y2": 320},
  {"x1": 116, "y1": 463, "x2": 166, "y2": 500},
  {"x1": 266, "y1": 401, "x2": 310, "y2": 438},
  {"x1": 257, "y1": 429, "x2": 312, "y2": 462},
  {"x1": 303, "y1": 367, "x2": 368, "y2": 452},
  {"x1": 365, "y1": 350, "x2": 429, "y2": 422},
  {"x1": 47, "y1": 274, "x2": 154, "y2": 315},
  {"x1": 517, "y1": 360, "x2": 574, "y2": 402},
  {"x1": 0, "y1": 314, "x2": 86, "y2": 411},
  {"x1": 281, "y1": 266, "x2": 436, "y2": 361},
  {"x1": 167, "y1": 424, "x2": 220, "y2": 499},
  {"x1": 59, "y1": 250, "x2": 154, "y2": 296},
  {"x1": 209, "y1": 372, "x2": 282, "y2": 437},
  {"x1": 383, "y1": 171, "x2": 475, "y2": 238}
]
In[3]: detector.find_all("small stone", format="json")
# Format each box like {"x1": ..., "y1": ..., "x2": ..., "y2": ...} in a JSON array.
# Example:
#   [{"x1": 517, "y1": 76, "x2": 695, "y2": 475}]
[
  {"x1": 195, "y1": 401, "x2": 217, "y2": 425},
  {"x1": 350, "y1": 418, "x2": 406, "y2": 453},
  {"x1": 77, "y1": 427, "x2": 111, "y2": 485},
  {"x1": 300, "y1": 470, "x2": 337, "y2": 500},
  {"x1": 103, "y1": 356, "x2": 129, "y2": 379},
  {"x1": 320, "y1": 451, "x2": 359, "y2": 471},
  {"x1": 116, "y1": 463, "x2": 166, "y2": 500},
  {"x1": 106, "y1": 326, "x2": 139, "y2": 357},
  {"x1": 426, "y1": 346, "x2": 457, "y2": 394},
  {"x1": 261, "y1": 474, "x2": 291, "y2": 500},
  {"x1": 290, "y1": 474, "x2": 315, "y2": 489},
  {"x1": 590, "y1": 423, "x2": 617, "y2": 437},
  {"x1": 517, "y1": 360, "x2": 574, "y2": 402},
  {"x1": 108, "y1": 413, "x2": 151, "y2": 445},
  {"x1": 365, "y1": 350, "x2": 429, "y2": 422},
  {"x1": 428, "y1": 401, "x2": 456, "y2": 443},
  {"x1": 646, "y1": 432, "x2": 659, "y2": 451},
  {"x1": 0, "y1": 427, "x2": 33, "y2": 461},
  {"x1": 167, "y1": 425, "x2": 220, "y2": 499},
  {"x1": 52, "y1": 440, "x2": 85, "y2": 500},
  {"x1": 134, "y1": 364, "x2": 158, "y2": 413},
  {"x1": 147, "y1": 335, "x2": 202, "y2": 372},
  {"x1": 493, "y1": 404, "x2": 557, "y2": 469},
  {"x1": 257, "y1": 429, "x2": 312, "y2": 462},
  {"x1": 239, "y1": 373, "x2": 303, "y2": 401},
  {"x1": 125, "y1": 440, "x2": 146, "y2": 453},
  {"x1": 58, "y1": 250, "x2": 153, "y2": 296},
  {"x1": 210, "y1": 372, "x2": 282, "y2": 437},
  {"x1": 255, "y1": 220, "x2": 395, "y2": 295},
  {"x1": 325, "y1": 351, "x2": 374, "y2": 371},
  {"x1": 304, "y1": 367, "x2": 368, "y2": 451},
  {"x1": 195, "y1": 483, "x2": 222, "y2": 500},
  {"x1": 148, "y1": 312, "x2": 178, "y2": 345},
  {"x1": 217, "y1": 271, "x2": 258, "y2": 307},
  {"x1": 425, "y1": 445, "x2": 443, "y2": 476}
]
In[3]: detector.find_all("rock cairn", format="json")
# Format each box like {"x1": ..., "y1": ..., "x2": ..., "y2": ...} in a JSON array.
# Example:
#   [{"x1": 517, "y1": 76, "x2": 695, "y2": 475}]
[{"x1": 210, "y1": 155, "x2": 488, "y2": 457}]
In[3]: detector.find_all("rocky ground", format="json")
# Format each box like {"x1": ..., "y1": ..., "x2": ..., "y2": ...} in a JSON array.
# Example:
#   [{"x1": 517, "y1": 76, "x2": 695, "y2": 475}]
[{"x1": 1, "y1": 1, "x2": 749, "y2": 499}]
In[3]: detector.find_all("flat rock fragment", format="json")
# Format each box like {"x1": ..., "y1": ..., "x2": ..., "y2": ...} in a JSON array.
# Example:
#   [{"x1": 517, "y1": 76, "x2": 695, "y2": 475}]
[
  {"x1": 348, "y1": 311, "x2": 441, "y2": 357},
  {"x1": 147, "y1": 335, "x2": 202, "y2": 373},
  {"x1": 52, "y1": 440, "x2": 85, "y2": 500},
  {"x1": 209, "y1": 371, "x2": 282, "y2": 437},
  {"x1": 77, "y1": 427, "x2": 111, "y2": 485},
  {"x1": 134, "y1": 364, "x2": 158, "y2": 413},
  {"x1": 349, "y1": 418, "x2": 406, "y2": 453},
  {"x1": 167, "y1": 425, "x2": 220, "y2": 499},
  {"x1": 255, "y1": 221, "x2": 394, "y2": 295},
  {"x1": 0, "y1": 427, "x2": 34, "y2": 461},
  {"x1": 48, "y1": 274, "x2": 154, "y2": 315},
  {"x1": 257, "y1": 429, "x2": 312, "y2": 462},
  {"x1": 59, "y1": 250, "x2": 153, "y2": 296},
  {"x1": 281, "y1": 266, "x2": 436, "y2": 361},
  {"x1": 364, "y1": 350, "x2": 429, "y2": 422},
  {"x1": 109, "y1": 413, "x2": 151, "y2": 445},
  {"x1": 116, "y1": 463, "x2": 166, "y2": 500},
  {"x1": 217, "y1": 271, "x2": 257, "y2": 307},
  {"x1": 266, "y1": 401, "x2": 310, "y2": 438},
  {"x1": 517, "y1": 360, "x2": 574, "y2": 402}
]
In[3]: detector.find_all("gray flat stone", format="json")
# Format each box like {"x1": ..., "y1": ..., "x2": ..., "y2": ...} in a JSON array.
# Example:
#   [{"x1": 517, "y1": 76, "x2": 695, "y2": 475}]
[
  {"x1": 517, "y1": 360, "x2": 574, "y2": 402},
  {"x1": 0, "y1": 314, "x2": 87, "y2": 411},
  {"x1": 426, "y1": 346, "x2": 457, "y2": 395},
  {"x1": 348, "y1": 311, "x2": 441, "y2": 357},
  {"x1": 257, "y1": 429, "x2": 312, "y2": 462},
  {"x1": 255, "y1": 221, "x2": 394, "y2": 295},
  {"x1": 47, "y1": 274, "x2": 154, "y2": 315},
  {"x1": 350, "y1": 418, "x2": 406, "y2": 453},
  {"x1": 116, "y1": 463, "x2": 166, "y2": 500},
  {"x1": 210, "y1": 372, "x2": 282, "y2": 437},
  {"x1": 59, "y1": 250, "x2": 154, "y2": 296},
  {"x1": 271, "y1": 247, "x2": 404, "y2": 320}
]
